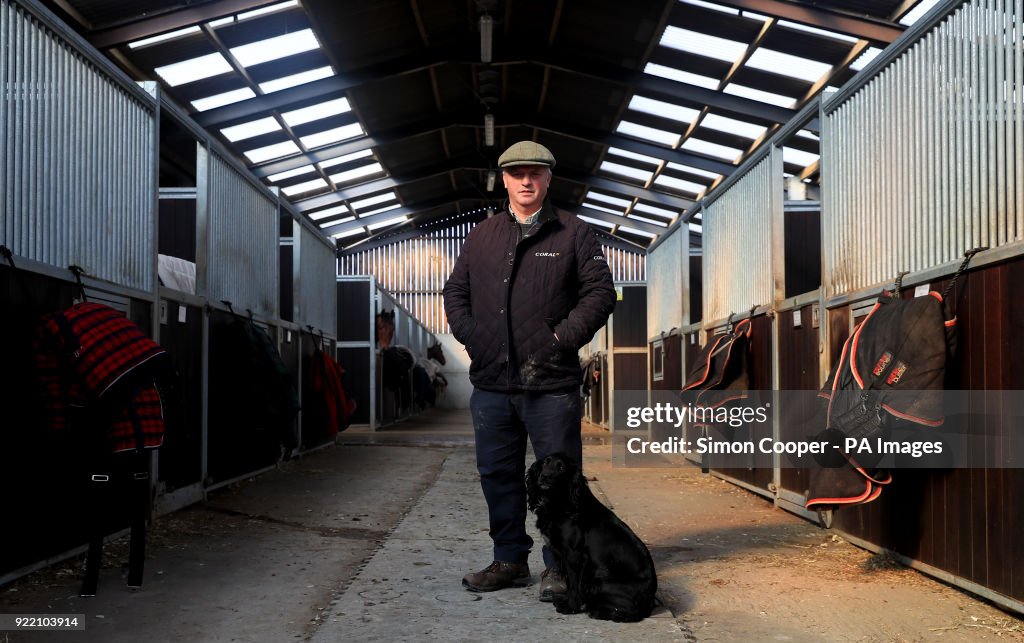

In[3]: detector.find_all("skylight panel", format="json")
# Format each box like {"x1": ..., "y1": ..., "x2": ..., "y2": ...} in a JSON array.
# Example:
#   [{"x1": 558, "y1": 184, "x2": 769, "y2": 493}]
[
  {"x1": 300, "y1": 123, "x2": 364, "y2": 149},
  {"x1": 681, "y1": 137, "x2": 741, "y2": 162},
  {"x1": 700, "y1": 114, "x2": 768, "y2": 140},
  {"x1": 332, "y1": 227, "x2": 366, "y2": 238},
  {"x1": 778, "y1": 20, "x2": 857, "y2": 43},
  {"x1": 665, "y1": 162, "x2": 722, "y2": 180},
  {"x1": 329, "y1": 162, "x2": 384, "y2": 184},
  {"x1": 606, "y1": 147, "x2": 663, "y2": 166},
  {"x1": 899, "y1": 0, "x2": 943, "y2": 26},
  {"x1": 644, "y1": 63, "x2": 719, "y2": 89},
  {"x1": 599, "y1": 161, "x2": 654, "y2": 182},
  {"x1": 680, "y1": 0, "x2": 738, "y2": 15},
  {"x1": 191, "y1": 87, "x2": 256, "y2": 112},
  {"x1": 577, "y1": 215, "x2": 615, "y2": 229},
  {"x1": 628, "y1": 213, "x2": 668, "y2": 227},
  {"x1": 783, "y1": 147, "x2": 820, "y2": 166},
  {"x1": 367, "y1": 215, "x2": 409, "y2": 231},
  {"x1": 358, "y1": 204, "x2": 402, "y2": 218},
  {"x1": 616, "y1": 121, "x2": 680, "y2": 147},
  {"x1": 281, "y1": 98, "x2": 351, "y2": 127},
  {"x1": 259, "y1": 66, "x2": 334, "y2": 94},
  {"x1": 723, "y1": 83, "x2": 795, "y2": 108},
  {"x1": 128, "y1": 26, "x2": 200, "y2": 49},
  {"x1": 207, "y1": 16, "x2": 235, "y2": 28},
  {"x1": 633, "y1": 202, "x2": 678, "y2": 220},
  {"x1": 154, "y1": 53, "x2": 232, "y2": 86},
  {"x1": 849, "y1": 47, "x2": 883, "y2": 72},
  {"x1": 238, "y1": 1, "x2": 299, "y2": 21},
  {"x1": 655, "y1": 175, "x2": 707, "y2": 194},
  {"x1": 745, "y1": 49, "x2": 832, "y2": 83},
  {"x1": 582, "y1": 202, "x2": 627, "y2": 216},
  {"x1": 689, "y1": 221, "x2": 703, "y2": 232},
  {"x1": 243, "y1": 140, "x2": 300, "y2": 164},
  {"x1": 229, "y1": 29, "x2": 320, "y2": 67},
  {"x1": 660, "y1": 27, "x2": 746, "y2": 63},
  {"x1": 349, "y1": 192, "x2": 398, "y2": 210},
  {"x1": 796, "y1": 129, "x2": 820, "y2": 141},
  {"x1": 628, "y1": 96, "x2": 699, "y2": 124},
  {"x1": 281, "y1": 178, "x2": 328, "y2": 196},
  {"x1": 308, "y1": 206, "x2": 351, "y2": 221},
  {"x1": 618, "y1": 226, "x2": 657, "y2": 239},
  {"x1": 319, "y1": 149, "x2": 375, "y2": 169},
  {"x1": 267, "y1": 165, "x2": 315, "y2": 183},
  {"x1": 586, "y1": 192, "x2": 633, "y2": 208},
  {"x1": 220, "y1": 116, "x2": 281, "y2": 142}
]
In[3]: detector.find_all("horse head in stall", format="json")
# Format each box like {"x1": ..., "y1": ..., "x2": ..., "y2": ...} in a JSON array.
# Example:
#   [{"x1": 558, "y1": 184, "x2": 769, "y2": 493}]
[
  {"x1": 375, "y1": 310, "x2": 395, "y2": 349},
  {"x1": 427, "y1": 342, "x2": 446, "y2": 366}
]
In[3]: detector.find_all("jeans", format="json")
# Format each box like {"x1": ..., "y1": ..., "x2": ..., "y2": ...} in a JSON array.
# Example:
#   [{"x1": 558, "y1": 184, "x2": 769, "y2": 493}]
[{"x1": 469, "y1": 388, "x2": 583, "y2": 569}]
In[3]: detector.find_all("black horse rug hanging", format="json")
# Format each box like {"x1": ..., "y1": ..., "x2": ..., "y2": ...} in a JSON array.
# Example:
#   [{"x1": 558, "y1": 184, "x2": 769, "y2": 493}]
[{"x1": 806, "y1": 249, "x2": 982, "y2": 513}]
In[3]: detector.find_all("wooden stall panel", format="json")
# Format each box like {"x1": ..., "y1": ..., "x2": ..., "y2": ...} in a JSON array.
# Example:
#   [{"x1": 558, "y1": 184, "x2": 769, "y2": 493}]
[
  {"x1": 776, "y1": 304, "x2": 822, "y2": 497},
  {"x1": 157, "y1": 300, "x2": 204, "y2": 490},
  {"x1": 829, "y1": 260, "x2": 1024, "y2": 603}
]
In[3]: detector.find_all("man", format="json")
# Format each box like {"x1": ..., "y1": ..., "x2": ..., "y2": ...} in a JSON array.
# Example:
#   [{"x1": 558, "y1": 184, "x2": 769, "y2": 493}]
[{"x1": 442, "y1": 140, "x2": 616, "y2": 602}]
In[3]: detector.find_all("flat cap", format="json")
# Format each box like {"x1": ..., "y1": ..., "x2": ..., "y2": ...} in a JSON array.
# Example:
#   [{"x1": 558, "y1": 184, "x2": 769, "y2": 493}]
[{"x1": 497, "y1": 141, "x2": 556, "y2": 169}]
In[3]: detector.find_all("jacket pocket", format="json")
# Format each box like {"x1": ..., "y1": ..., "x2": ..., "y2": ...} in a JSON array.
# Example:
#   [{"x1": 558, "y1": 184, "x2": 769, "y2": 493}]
[{"x1": 464, "y1": 318, "x2": 479, "y2": 359}]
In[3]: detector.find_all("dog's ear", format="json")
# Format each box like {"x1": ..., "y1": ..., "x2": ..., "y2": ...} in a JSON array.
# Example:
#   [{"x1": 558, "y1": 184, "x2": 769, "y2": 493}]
[
  {"x1": 568, "y1": 462, "x2": 587, "y2": 509},
  {"x1": 525, "y1": 459, "x2": 542, "y2": 511}
]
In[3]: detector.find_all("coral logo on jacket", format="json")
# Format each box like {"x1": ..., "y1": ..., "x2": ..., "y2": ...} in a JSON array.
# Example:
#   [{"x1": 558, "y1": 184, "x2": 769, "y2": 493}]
[
  {"x1": 535, "y1": 252, "x2": 560, "y2": 257},
  {"x1": 593, "y1": 255, "x2": 606, "y2": 261},
  {"x1": 886, "y1": 361, "x2": 908, "y2": 385},
  {"x1": 872, "y1": 351, "x2": 893, "y2": 377}
]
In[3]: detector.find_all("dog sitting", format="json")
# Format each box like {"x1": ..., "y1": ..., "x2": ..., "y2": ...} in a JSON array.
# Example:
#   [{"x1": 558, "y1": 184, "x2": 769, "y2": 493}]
[{"x1": 526, "y1": 452, "x2": 658, "y2": 622}]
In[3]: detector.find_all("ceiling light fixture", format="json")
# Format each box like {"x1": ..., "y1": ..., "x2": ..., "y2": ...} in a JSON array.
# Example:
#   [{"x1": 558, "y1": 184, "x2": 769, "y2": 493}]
[
  {"x1": 486, "y1": 170, "x2": 496, "y2": 191},
  {"x1": 479, "y1": 14, "x2": 493, "y2": 63},
  {"x1": 484, "y1": 113, "x2": 495, "y2": 147}
]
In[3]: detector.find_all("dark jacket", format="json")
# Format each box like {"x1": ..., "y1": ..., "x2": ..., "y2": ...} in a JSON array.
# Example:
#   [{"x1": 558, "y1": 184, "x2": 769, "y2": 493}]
[{"x1": 443, "y1": 201, "x2": 616, "y2": 392}]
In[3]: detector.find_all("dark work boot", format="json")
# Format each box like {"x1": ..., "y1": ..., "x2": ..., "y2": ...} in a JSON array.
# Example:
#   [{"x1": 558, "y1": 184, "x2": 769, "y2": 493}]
[
  {"x1": 462, "y1": 561, "x2": 532, "y2": 592},
  {"x1": 538, "y1": 568, "x2": 567, "y2": 602}
]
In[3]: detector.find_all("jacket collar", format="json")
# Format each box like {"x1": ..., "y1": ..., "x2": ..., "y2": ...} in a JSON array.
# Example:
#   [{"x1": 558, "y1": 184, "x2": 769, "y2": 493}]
[{"x1": 503, "y1": 199, "x2": 558, "y2": 227}]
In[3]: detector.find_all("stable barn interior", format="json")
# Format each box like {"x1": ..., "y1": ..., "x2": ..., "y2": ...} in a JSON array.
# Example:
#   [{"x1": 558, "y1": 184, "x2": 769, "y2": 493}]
[{"x1": 1, "y1": 0, "x2": 1022, "y2": 622}]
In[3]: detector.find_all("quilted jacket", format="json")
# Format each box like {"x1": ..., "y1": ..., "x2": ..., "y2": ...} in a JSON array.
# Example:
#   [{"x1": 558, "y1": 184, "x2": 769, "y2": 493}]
[{"x1": 443, "y1": 202, "x2": 616, "y2": 392}]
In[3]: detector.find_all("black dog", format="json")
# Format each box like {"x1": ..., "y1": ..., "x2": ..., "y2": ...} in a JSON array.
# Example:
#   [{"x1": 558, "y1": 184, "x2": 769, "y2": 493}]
[{"x1": 526, "y1": 453, "x2": 657, "y2": 622}]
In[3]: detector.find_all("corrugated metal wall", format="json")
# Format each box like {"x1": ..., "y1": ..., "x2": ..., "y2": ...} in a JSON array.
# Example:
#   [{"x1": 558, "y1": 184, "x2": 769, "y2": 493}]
[
  {"x1": 338, "y1": 220, "x2": 646, "y2": 333},
  {"x1": 602, "y1": 244, "x2": 647, "y2": 282},
  {"x1": 702, "y1": 153, "x2": 777, "y2": 322},
  {"x1": 203, "y1": 150, "x2": 279, "y2": 317},
  {"x1": 822, "y1": 0, "x2": 1023, "y2": 295},
  {"x1": 646, "y1": 226, "x2": 685, "y2": 338},
  {"x1": 0, "y1": 0, "x2": 156, "y2": 292},
  {"x1": 296, "y1": 222, "x2": 337, "y2": 334}
]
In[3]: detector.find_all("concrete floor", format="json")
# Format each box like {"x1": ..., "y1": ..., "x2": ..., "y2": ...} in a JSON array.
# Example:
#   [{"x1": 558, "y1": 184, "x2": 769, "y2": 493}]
[{"x1": 2, "y1": 409, "x2": 1023, "y2": 642}]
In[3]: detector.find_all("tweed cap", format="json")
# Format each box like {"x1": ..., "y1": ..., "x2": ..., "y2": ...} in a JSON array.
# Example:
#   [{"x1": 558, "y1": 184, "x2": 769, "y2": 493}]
[{"x1": 497, "y1": 141, "x2": 556, "y2": 169}]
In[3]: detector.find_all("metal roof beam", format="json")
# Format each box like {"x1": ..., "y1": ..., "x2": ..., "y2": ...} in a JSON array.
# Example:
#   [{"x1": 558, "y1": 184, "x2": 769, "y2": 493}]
[
  {"x1": 194, "y1": 55, "x2": 453, "y2": 128},
  {"x1": 535, "y1": 56, "x2": 797, "y2": 125},
  {"x1": 89, "y1": 0, "x2": 284, "y2": 50},
  {"x1": 554, "y1": 170, "x2": 693, "y2": 211},
  {"x1": 561, "y1": 204, "x2": 666, "y2": 237},
  {"x1": 526, "y1": 118, "x2": 735, "y2": 177},
  {"x1": 706, "y1": 0, "x2": 905, "y2": 45},
  {"x1": 319, "y1": 192, "x2": 483, "y2": 237}
]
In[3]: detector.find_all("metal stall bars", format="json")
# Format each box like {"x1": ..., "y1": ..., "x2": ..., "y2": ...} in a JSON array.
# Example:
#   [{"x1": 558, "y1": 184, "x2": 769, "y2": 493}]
[
  {"x1": 197, "y1": 145, "x2": 292, "y2": 489},
  {"x1": 644, "y1": 224, "x2": 688, "y2": 443},
  {"x1": 0, "y1": 0, "x2": 159, "y2": 586},
  {"x1": 692, "y1": 147, "x2": 783, "y2": 497},
  {"x1": 290, "y1": 215, "x2": 339, "y2": 450},
  {"x1": 0, "y1": 0, "x2": 158, "y2": 299},
  {"x1": 337, "y1": 275, "x2": 378, "y2": 430},
  {"x1": 818, "y1": 0, "x2": 1024, "y2": 613}
]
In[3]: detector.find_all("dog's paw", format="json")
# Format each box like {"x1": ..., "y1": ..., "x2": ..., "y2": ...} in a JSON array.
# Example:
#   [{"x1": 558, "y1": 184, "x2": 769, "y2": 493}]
[{"x1": 553, "y1": 597, "x2": 584, "y2": 615}]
